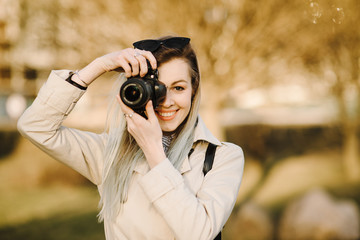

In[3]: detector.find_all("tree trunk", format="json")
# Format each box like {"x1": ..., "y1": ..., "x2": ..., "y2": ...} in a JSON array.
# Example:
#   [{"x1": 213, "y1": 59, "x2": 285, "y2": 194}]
[
  {"x1": 343, "y1": 122, "x2": 360, "y2": 181},
  {"x1": 334, "y1": 80, "x2": 360, "y2": 181},
  {"x1": 338, "y1": 86, "x2": 360, "y2": 181}
]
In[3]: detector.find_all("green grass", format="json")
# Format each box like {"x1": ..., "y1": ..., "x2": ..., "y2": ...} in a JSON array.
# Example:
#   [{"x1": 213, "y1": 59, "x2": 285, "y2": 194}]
[
  {"x1": 0, "y1": 186, "x2": 100, "y2": 226},
  {"x1": 0, "y1": 137, "x2": 106, "y2": 240},
  {"x1": 0, "y1": 186, "x2": 105, "y2": 240},
  {"x1": 0, "y1": 211, "x2": 105, "y2": 240}
]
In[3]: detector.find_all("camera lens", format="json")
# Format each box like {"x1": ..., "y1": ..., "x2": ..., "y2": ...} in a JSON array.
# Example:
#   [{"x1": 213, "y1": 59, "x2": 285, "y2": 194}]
[
  {"x1": 124, "y1": 85, "x2": 141, "y2": 102},
  {"x1": 120, "y1": 80, "x2": 150, "y2": 110},
  {"x1": 119, "y1": 76, "x2": 154, "y2": 114}
]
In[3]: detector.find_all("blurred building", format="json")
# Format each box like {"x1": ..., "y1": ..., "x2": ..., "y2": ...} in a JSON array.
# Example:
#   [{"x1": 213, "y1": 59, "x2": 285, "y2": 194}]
[
  {"x1": 1, "y1": 1, "x2": 23, "y2": 128},
  {"x1": 1, "y1": 0, "x2": 52, "y2": 129},
  {"x1": 0, "y1": 0, "x2": 113, "y2": 130}
]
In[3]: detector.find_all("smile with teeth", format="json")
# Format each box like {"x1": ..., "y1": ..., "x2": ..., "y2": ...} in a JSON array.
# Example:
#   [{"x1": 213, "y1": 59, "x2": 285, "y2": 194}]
[{"x1": 157, "y1": 111, "x2": 176, "y2": 117}]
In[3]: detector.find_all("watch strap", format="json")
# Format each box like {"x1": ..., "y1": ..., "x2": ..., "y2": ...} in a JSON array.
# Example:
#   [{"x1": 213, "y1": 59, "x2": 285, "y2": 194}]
[{"x1": 65, "y1": 72, "x2": 88, "y2": 90}]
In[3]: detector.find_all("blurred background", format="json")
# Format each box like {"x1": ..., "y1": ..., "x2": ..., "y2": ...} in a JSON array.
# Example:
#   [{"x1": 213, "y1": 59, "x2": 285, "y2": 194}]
[{"x1": 0, "y1": 0, "x2": 359, "y2": 239}]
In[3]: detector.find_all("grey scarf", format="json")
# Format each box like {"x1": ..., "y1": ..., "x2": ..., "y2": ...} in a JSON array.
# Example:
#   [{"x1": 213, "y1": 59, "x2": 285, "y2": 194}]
[{"x1": 162, "y1": 133, "x2": 175, "y2": 153}]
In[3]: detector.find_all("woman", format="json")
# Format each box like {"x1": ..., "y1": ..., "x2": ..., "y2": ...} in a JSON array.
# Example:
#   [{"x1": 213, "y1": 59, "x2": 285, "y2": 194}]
[{"x1": 17, "y1": 36, "x2": 244, "y2": 240}]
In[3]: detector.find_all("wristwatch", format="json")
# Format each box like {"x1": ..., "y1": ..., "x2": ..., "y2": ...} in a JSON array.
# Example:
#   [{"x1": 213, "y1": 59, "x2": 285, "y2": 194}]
[{"x1": 65, "y1": 71, "x2": 88, "y2": 90}]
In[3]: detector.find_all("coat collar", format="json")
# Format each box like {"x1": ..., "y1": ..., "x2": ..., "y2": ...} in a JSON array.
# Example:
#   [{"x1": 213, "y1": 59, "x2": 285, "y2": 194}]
[
  {"x1": 193, "y1": 116, "x2": 221, "y2": 146},
  {"x1": 134, "y1": 115, "x2": 221, "y2": 175}
]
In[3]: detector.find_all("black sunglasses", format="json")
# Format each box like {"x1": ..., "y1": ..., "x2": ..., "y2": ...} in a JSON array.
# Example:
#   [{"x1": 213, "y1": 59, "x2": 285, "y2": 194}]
[{"x1": 133, "y1": 37, "x2": 190, "y2": 52}]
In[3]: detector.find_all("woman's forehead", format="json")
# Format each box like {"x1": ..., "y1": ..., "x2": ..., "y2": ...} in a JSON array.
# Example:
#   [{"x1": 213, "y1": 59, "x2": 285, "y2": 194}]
[{"x1": 158, "y1": 59, "x2": 191, "y2": 84}]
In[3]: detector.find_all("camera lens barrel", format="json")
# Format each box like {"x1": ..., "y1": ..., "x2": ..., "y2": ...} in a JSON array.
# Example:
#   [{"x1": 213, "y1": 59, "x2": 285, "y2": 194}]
[{"x1": 120, "y1": 78, "x2": 152, "y2": 110}]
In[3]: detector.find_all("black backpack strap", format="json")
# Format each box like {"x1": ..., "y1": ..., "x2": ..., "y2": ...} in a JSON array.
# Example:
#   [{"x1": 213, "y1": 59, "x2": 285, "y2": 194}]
[
  {"x1": 214, "y1": 231, "x2": 222, "y2": 240},
  {"x1": 203, "y1": 142, "x2": 217, "y2": 176},
  {"x1": 203, "y1": 143, "x2": 222, "y2": 240}
]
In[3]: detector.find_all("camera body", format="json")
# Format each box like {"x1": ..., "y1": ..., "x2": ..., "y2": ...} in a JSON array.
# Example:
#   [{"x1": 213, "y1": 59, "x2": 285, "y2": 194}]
[{"x1": 119, "y1": 62, "x2": 166, "y2": 118}]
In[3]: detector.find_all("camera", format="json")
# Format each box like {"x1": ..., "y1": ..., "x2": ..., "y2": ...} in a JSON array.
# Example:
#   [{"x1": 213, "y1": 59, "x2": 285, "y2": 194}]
[{"x1": 119, "y1": 61, "x2": 166, "y2": 118}]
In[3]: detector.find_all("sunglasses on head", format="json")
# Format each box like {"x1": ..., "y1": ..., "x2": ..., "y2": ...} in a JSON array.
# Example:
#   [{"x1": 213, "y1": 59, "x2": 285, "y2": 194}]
[{"x1": 133, "y1": 37, "x2": 190, "y2": 52}]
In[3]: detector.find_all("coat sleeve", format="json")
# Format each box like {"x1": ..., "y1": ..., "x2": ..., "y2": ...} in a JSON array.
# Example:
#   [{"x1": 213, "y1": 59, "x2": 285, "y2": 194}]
[
  {"x1": 138, "y1": 142, "x2": 244, "y2": 240},
  {"x1": 17, "y1": 70, "x2": 106, "y2": 185}
]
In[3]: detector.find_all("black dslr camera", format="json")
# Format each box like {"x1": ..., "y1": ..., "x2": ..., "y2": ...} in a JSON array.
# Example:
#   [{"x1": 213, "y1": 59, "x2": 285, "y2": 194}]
[{"x1": 119, "y1": 61, "x2": 166, "y2": 118}]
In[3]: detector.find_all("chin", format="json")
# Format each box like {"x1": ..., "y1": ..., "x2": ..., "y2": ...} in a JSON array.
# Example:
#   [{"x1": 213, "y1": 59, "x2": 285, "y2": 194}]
[{"x1": 161, "y1": 126, "x2": 177, "y2": 133}]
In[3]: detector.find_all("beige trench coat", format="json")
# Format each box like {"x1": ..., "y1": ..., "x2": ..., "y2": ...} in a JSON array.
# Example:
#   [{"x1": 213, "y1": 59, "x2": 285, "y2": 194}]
[{"x1": 17, "y1": 70, "x2": 245, "y2": 240}]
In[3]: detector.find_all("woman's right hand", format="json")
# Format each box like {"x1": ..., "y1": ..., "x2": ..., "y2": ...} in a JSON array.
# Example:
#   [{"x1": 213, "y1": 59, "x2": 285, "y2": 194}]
[
  {"x1": 96, "y1": 48, "x2": 157, "y2": 78},
  {"x1": 72, "y1": 48, "x2": 157, "y2": 86}
]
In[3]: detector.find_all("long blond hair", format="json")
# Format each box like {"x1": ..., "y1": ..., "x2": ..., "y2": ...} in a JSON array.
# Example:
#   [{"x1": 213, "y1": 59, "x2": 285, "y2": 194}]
[{"x1": 98, "y1": 37, "x2": 201, "y2": 222}]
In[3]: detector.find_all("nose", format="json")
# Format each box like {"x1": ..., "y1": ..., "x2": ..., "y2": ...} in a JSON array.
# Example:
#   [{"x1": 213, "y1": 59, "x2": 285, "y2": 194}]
[{"x1": 161, "y1": 89, "x2": 174, "y2": 107}]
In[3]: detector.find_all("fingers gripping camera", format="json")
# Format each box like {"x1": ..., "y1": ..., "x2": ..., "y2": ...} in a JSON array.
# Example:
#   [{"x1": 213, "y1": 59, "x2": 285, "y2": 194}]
[{"x1": 119, "y1": 61, "x2": 166, "y2": 118}]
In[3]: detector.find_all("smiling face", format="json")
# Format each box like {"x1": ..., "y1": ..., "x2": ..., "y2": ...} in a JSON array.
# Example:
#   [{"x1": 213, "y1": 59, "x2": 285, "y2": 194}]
[{"x1": 155, "y1": 58, "x2": 193, "y2": 133}]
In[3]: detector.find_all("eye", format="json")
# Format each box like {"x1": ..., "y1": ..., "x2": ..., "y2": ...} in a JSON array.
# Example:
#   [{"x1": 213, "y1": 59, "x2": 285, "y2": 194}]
[{"x1": 174, "y1": 86, "x2": 185, "y2": 91}]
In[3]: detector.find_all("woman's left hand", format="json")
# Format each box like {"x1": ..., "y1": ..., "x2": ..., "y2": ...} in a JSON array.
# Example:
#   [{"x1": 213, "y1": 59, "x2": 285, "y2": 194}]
[{"x1": 117, "y1": 96, "x2": 166, "y2": 168}]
